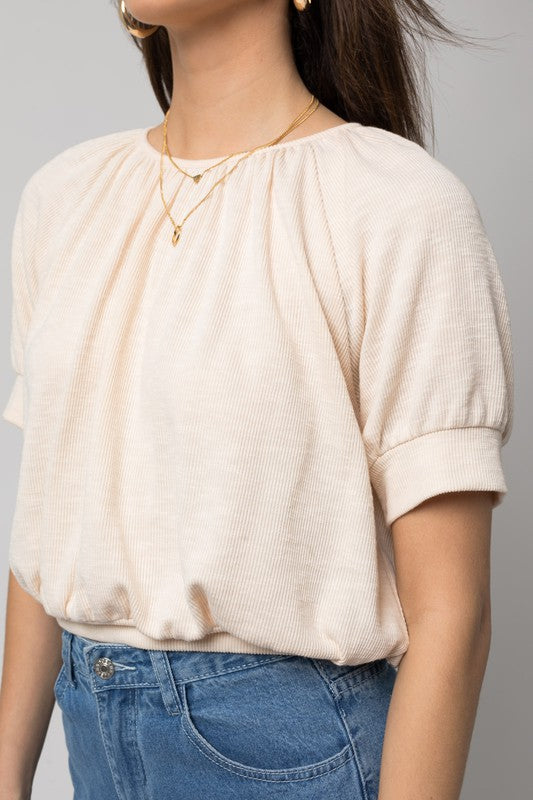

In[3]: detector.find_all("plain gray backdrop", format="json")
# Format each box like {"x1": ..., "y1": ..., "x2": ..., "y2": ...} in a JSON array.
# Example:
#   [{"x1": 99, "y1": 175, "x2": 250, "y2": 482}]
[{"x1": 1, "y1": 2, "x2": 531, "y2": 798}]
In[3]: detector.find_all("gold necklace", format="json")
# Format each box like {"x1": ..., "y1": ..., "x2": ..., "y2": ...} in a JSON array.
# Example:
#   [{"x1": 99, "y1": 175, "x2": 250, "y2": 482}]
[
  {"x1": 164, "y1": 94, "x2": 318, "y2": 183},
  {"x1": 158, "y1": 95, "x2": 320, "y2": 246}
]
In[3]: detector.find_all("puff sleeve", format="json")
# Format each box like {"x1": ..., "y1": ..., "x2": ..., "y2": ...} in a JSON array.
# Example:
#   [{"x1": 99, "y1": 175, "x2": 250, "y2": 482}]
[
  {"x1": 2, "y1": 178, "x2": 39, "y2": 430},
  {"x1": 358, "y1": 171, "x2": 514, "y2": 527}
]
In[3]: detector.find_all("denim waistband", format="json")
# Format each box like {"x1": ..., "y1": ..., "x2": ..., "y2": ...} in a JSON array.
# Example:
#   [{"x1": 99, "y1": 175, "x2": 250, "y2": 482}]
[
  {"x1": 60, "y1": 628, "x2": 390, "y2": 715},
  {"x1": 63, "y1": 627, "x2": 291, "y2": 680}
]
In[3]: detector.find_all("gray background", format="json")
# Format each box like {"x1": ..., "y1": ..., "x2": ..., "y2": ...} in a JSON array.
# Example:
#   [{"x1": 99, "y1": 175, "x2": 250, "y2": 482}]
[{"x1": 1, "y1": 2, "x2": 530, "y2": 797}]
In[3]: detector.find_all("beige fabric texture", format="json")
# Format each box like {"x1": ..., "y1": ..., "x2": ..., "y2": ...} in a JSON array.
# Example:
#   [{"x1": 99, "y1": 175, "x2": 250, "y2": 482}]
[{"x1": 2, "y1": 122, "x2": 513, "y2": 668}]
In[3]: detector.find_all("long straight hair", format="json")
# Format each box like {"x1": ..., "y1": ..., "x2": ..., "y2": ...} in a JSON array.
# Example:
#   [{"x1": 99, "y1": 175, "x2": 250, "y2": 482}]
[{"x1": 116, "y1": 0, "x2": 495, "y2": 150}]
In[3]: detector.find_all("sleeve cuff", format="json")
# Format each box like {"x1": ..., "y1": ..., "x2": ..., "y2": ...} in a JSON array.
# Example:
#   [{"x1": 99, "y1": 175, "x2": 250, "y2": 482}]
[
  {"x1": 2, "y1": 373, "x2": 24, "y2": 429},
  {"x1": 368, "y1": 426, "x2": 508, "y2": 526}
]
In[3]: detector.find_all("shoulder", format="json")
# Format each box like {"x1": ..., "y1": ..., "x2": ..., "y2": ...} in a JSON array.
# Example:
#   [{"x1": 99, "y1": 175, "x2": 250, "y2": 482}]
[
  {"x1": 325, "y1": 124, "x2": 496, "y2": 299},
  {"x1": 17, "y1": 127, "x2": 143, "y2": 209},
  {"x1": 330, "y1": 122, "x2": 480, "y2": 227}
]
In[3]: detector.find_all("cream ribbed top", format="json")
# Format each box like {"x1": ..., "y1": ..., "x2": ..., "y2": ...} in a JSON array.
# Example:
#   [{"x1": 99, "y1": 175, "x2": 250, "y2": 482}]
[{"x1": 2, "y1": 122, "x2": 513, "y2": 668}]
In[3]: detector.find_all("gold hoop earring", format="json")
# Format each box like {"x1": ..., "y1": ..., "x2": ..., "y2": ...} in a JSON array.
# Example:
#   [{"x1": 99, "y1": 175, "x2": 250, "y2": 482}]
[
  {"x1": 293, "y1": 0, "x2": 312, "y2": 10},
  {"x1": 119, "y1": 1, "x2": 160, "y2": 38}
]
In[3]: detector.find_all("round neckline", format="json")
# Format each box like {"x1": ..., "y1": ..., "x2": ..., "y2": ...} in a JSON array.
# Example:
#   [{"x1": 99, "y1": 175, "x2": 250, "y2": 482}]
[{"x1": 136, "y1": 121, "x2": 359, "y2": 168}]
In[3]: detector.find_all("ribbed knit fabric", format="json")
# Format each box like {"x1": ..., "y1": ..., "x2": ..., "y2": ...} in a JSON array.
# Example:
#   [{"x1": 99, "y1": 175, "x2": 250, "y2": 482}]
[{"x1": 2, "y1": 122, "x2": 514, "y2": 668}]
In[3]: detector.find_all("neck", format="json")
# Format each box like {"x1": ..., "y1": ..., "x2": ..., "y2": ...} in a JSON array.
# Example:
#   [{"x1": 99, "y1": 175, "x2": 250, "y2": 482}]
[{"x1": 142, "y1": 0, "x2": 317, "y2": 159}]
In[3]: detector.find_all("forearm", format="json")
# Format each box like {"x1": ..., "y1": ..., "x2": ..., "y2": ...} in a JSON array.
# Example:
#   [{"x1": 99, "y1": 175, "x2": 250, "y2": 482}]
[
  {"x1": 0, "y1": 569, "x2": 63, "y2": 799},
  {"x1": 378, "y1": 613, "x2": 491, "y2": 800}
]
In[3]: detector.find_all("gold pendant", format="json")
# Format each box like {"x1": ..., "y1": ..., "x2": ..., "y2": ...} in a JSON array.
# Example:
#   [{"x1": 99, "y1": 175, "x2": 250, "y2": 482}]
[
  {"x1": 192, "y1": 174, "x2": 202, "y2": 183},
  {"x1": 172, "y1": 225, "x2": 182, "y2": 246}
]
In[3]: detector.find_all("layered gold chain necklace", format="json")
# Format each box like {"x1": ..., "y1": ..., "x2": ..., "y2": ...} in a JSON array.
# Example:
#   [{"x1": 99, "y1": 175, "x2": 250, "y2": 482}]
[{"x1": 158, "y1": 94, "x2": 320, "y2": 246}]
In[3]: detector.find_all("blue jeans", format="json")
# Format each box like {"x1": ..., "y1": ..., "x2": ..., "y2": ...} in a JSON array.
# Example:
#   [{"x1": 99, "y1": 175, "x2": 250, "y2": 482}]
[{"x1": 54, "y1": 629, "x2": 397, "y2": 799}]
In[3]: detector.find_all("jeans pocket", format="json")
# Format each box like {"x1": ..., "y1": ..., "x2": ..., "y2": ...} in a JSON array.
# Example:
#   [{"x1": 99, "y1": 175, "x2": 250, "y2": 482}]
[{"x1": 178, "y1": 654, "x2": 355, "y2": 782}]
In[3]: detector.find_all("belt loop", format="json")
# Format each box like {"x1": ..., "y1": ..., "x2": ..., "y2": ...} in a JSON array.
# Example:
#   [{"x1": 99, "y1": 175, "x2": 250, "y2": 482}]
[
  {"x1": 149, "y1": 650, "x2": 183, "y2": 716},
  {"x1": 61, "y1": 630, "x2": 75, "y2": 686}
]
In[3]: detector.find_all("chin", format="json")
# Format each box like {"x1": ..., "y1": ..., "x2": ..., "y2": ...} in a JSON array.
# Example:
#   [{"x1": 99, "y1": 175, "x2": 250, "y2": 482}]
[{"x1": 124, "y1": 0, "x2": 245, "y2": 28}]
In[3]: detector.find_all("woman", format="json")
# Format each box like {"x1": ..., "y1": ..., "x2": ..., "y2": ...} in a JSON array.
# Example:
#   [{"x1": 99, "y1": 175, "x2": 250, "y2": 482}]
[{"x1": 0, "y1": 1, "x2": 514, "y2": 798}]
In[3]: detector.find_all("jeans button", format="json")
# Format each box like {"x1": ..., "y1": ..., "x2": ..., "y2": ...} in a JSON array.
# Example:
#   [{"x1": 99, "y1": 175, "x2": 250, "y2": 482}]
[{"x1": 93, "y1": 656, "x2": 115, "y2": 679}]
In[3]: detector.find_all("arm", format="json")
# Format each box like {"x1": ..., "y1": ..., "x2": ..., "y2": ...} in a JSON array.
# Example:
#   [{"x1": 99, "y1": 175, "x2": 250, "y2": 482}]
[
  {"x1": 0, "y1": 166, "x2": 63, "y2": 799},
  {"x1": 377, "y1": 489, "x2": 493, "y2": 800},
  {"x1": 353, "y1": 165, "x2": 513, "y2": 797},
  {"x1": 0, "y1": 569, "x2": 63, "y2": 800}
]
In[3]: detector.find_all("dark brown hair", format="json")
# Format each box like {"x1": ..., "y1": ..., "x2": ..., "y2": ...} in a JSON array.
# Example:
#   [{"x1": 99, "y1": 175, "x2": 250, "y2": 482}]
[{"x1": 116, "y1": 0, "x2": 498, "y2": 150}]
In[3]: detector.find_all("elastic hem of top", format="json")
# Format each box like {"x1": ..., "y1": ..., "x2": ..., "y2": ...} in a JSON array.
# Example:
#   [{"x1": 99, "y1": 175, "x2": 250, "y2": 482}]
[{"x1": 55, "y1": 618, "x2": 283, "y2": 655}]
